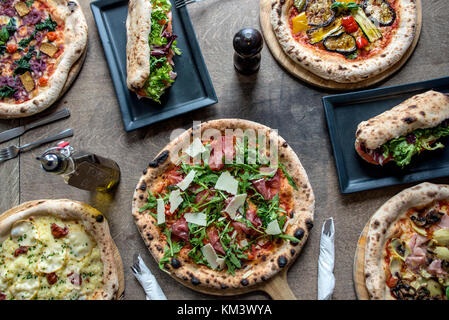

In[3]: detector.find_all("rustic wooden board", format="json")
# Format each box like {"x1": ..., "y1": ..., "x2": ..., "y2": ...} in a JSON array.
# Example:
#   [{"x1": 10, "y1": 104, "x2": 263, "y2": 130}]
[
  {"x1": 259, "y1": 0, "x2": 422, "y2": 90},
  {"x1": 0, "y1": 200, "x2": 125, "y2": 300},
  {"x1": 169, "y1": 265, "x2": 296, "y2": 299},
  {"x1": 353, "y1": 219, "x2": 370, "y2": 300}
]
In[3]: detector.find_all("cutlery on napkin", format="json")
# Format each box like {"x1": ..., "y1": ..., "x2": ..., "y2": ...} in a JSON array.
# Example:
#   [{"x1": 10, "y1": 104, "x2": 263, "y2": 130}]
[
  {"x1": 318, "y1": 217, "x2": 335, "y2": 300},
  {"x1": 131, "y1": 254, "x2": 167, "y2": 300}
]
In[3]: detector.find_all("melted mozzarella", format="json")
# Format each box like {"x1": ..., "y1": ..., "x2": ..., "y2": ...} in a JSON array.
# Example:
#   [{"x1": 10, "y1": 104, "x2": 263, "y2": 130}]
[
  {"x1": 9, "y1": 274, "x2": 40, "y2": 300},
  {"x1": 0, "y1": 215, "x2": 104, "y2": 300},
  {"x1": 11, "y1": 220, "x2": 38, "y2": 246},
  {"x1": 37, "y1": 243, "x2": 67, "y2": 273},
  {"x1": 65, "y1": 225, "x2": 94, "y2": 261}
]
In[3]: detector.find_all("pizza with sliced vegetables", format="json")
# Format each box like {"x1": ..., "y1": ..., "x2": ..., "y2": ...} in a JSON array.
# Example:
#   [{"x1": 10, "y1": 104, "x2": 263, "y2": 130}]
[
  {"x1": 132, "y1": 119, "x2": 315, "y2": 292},
  {"x1": 365, "y1": 183, "x2": 449, "y2": 300},
  {"x1": 271, "y1": 0, "x2": 418, "y2": 83},
  {"x1": 0, "y1": 200, "x2": 123, "y2": 300},
  {"x1": 0, "y1": 0, "x2": 87, "y2": 118}
]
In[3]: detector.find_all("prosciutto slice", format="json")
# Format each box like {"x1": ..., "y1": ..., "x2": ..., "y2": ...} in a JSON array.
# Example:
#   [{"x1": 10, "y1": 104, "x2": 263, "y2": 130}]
[
  {"x1": 171, "y1": 217, "x2": 189, "y2": 243},
  {"x1": 406, "y1": 235, "x2": 429, "y2": 271},
  {"x1": 428, "y1": 259, "x2": 448, "y2": 278},
  {"x1": 207, "y1": 227, "x2": 225, "y2": 255},
  {"x1": 251, "y1": 170, "x2": 281, "y2": 200}
]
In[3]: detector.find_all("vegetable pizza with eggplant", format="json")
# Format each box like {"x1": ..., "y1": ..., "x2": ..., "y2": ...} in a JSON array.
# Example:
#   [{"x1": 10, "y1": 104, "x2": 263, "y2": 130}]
[
  {"x1": 0, "y1": 0, "x2": 87, "y2": 118},
  {"x1": 132, "y1": 119, "x2": 315, "y2": 291},
  {"x1": 271, "y1": 0, "x2": 418, "y2": 83},
  {"x1": 126, "y1": 0, "x2": 181, "y2": 103}
]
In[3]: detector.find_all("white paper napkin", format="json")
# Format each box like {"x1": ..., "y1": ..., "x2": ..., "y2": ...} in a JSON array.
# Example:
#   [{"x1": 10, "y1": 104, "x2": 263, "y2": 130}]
[
  {"x1": 131, "y1": 254, "x2": 167, "y2": 300},
  {"x1": 317, "y1": 217, "x2": 335, "y2": 300}
]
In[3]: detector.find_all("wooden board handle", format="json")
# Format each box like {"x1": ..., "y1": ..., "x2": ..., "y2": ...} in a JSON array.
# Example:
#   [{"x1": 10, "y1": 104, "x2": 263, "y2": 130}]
[{"x1": 261, "y1": 269, "x2": 297, "y2": 300}]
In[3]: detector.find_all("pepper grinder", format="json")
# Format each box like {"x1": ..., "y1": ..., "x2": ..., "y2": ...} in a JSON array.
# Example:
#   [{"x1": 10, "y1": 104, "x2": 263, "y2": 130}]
[{"x1": 233, "y1": 28, "x2": 264, "y2": 75}]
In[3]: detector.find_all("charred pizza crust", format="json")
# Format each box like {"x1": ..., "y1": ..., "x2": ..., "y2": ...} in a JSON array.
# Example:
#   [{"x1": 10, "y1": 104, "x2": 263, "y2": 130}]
[
  {"x1": 0, "y1": 199, "x2": 122, "y2": 300},
  {"x1": 355, "y1": 91, "x2": 449, "y2": 151},
  {"x1": 364, "y1": 183, "x2": 449, "y2": 299},
  {"x1": 0, "y1": 0, "x2": 87, "y2": 118},
  {"x1": 131, "y1": 119, "x2": 315, "y2": 293},
  {"x1": 126, "y1": 0, "x2": 152, "y2": 90},
  {"x1": 270, "y1": 0, "x2": 417, "y2": 83}
]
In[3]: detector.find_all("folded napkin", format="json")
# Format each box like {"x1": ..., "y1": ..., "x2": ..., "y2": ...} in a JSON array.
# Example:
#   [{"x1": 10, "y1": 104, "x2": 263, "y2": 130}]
[
  {"x1": 131, "y1": 254, "x2": 167, "y2": 300},
  {"x1": 317, "y1": 217, "x2": 335, "y2": 300}
]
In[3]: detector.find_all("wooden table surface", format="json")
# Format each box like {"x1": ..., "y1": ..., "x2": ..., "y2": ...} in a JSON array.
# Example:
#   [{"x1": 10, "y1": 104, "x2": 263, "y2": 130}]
[{"x1": 0, "y1": 0, "x2": 448, "y2": 300}]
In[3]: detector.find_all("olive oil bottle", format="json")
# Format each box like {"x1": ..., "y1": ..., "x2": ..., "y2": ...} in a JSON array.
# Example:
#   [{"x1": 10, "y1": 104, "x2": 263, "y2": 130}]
[{"x1": 37, "y1": 142, "x2": 120, "y2": 192}]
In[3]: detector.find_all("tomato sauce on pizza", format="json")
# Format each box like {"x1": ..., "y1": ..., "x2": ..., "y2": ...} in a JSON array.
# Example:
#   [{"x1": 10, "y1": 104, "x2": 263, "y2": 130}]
[{"x1": 288, "y1": 0, "x2": 399, "y2": 61}]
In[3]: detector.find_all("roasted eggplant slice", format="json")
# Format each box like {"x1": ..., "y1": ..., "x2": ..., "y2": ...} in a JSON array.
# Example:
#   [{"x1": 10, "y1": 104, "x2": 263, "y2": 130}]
[
  {"x1": 363, "y1": 0, "x2": 396, "y2": 26},
  {"x1": 307, "y1": 17, "x2": 342, "y2": 44},
  {"x1": 305, "y1": 0, "x2": 336, "y2": 27},
  {"x1": 293, "y1": 0, "x2": 307, "y2": 12},
  {"x1": 323, "y1": 32, "x2": 357, "y2": 55}
]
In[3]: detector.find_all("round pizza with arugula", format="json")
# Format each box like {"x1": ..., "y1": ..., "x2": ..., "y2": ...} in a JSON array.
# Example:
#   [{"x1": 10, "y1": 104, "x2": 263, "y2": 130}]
[
  {"x1": 0, "y1": 0, "x2": 87, "y2": 118},
  {"x1": 271, "y1": 0, "x2": 418, "y2": 83},
  {"x1": 132, "y1": 119, "x2": 315, "y2": 292},
  {"x1": 365, "y1": 183, "x2": 449, "y2": 300}
]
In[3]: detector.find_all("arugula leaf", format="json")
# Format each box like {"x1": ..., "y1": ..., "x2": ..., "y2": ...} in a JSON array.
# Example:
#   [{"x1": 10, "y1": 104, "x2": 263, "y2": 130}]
[
  {"x1": 0, "y1": 86, "x2": 16, "y2": 99},
  {"x1": 158, "y1": 229, "x2": 183, "y2": 272},
  {"x1": 279, "y1": 162, "x2": 298, "y2": 190},
  {"x1": 139, "y1": 190, "x2": 158, "y2": 212},
  {"x1": 25, "y1": 0, "x2": 34, "y2": 7},
  {"x1": 278, "y1": 234, "x2": 300, "y2": 243}
]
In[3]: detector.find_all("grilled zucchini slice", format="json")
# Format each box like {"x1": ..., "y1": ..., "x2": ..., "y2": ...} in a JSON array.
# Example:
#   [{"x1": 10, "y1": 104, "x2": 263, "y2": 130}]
[{"x1": 352, "y1": 7, "x2": 382, "y2": 42}]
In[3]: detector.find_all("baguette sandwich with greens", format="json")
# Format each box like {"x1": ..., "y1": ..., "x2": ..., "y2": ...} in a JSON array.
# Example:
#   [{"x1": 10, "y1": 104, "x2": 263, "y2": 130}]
[
  {"x1": 126, "y1": 0, "x2": 181, "y2": 103},
  {"x1": 355, "y1": 91, "x2": 449, "y2": 167}
]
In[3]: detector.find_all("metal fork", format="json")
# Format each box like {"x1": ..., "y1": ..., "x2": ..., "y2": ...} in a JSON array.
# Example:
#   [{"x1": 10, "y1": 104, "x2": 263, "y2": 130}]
[
  {"x1": 130, "y1": 253, "x2": 142, "y2": 275},
  {"x1": 323, "y1": 218, "x2": 333, "y2": 237},
  {"x1": 174, "y1": 0, "x2": 203, "y2": 9},
  {"x1": 0, "y1": 128, "x2": 73, "y2": 162}
]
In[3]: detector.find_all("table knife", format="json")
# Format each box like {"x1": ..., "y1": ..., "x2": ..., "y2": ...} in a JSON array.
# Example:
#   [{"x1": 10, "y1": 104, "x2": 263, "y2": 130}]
[{"x1": 0, "y1": 108, "x2": 70, "y2": 144}]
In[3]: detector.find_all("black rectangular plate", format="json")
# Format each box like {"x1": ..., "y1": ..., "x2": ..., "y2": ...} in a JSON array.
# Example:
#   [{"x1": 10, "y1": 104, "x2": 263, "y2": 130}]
[
  {"x1": 90, "y1": 0, "x2": 217, "y2": 131},
  {"x1": 323, "y1": 76, "x2": 449, "y2": 194}
]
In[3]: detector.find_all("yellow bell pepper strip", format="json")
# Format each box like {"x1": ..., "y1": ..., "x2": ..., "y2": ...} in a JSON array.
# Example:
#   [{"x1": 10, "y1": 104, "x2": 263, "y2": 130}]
[{"x1": 292, "y1": 12, "x2": 308, "y2": 34}]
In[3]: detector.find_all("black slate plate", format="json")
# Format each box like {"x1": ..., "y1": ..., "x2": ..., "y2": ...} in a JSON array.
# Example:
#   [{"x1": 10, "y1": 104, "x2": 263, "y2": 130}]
[
  {"x1": 323, "y1": 76, "x2": 449, "y2": 194},
  {"x1": 90, "y1": 0, "x2": 217, "y2": 131}
]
